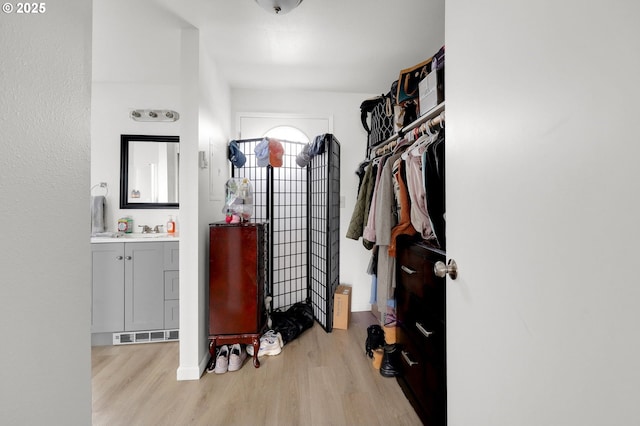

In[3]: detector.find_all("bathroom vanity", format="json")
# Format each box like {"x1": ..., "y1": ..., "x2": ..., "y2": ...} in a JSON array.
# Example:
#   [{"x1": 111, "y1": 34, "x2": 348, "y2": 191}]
[{"x1": 90, "y1": 236, "x2": 179, "y2": 345}]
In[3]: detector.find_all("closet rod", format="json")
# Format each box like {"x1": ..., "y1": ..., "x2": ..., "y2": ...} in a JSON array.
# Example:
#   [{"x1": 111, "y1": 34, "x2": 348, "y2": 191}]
[
  {"x1": 374, "y1": 110, "x2": 445, "y2": 157},
  {"x1": 399, "y1": 102, "x2": 445, "y2": 139},
  {"x1": 372, "y1": 101, "x2": 446, "y2": 149}
]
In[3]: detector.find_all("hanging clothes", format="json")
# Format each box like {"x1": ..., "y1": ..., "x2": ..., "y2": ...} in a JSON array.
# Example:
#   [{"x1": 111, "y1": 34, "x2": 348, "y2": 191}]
[
  {"x1": 363, "y1": 155, "x2": 389, "y2": 248},
  {"x1": 404, "y1": 132, "x2": 438, "y2": 241},
  {"x1": 346, "y1": 161, "x2": 375, "y2": 240},
  {"x1": 388, "y1": 157, "x2": 417, "y2": 257},
  {"x1": 373, "y1": 151, "x2": 402, "y2": 312},
  {"x1": 424, "y1": 130, "x2": 446, "y2": 248}
]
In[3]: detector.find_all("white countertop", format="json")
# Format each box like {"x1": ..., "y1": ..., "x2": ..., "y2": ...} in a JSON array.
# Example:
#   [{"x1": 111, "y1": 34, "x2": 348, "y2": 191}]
[{"x1": 91, "y1": 233, "x2": 179, "y2": 243}]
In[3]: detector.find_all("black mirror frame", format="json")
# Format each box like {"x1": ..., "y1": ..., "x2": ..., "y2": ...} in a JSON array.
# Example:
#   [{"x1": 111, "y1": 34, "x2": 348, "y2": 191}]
[{"x1": 120, "y1": 134, "x2": 179, "y2": 209}]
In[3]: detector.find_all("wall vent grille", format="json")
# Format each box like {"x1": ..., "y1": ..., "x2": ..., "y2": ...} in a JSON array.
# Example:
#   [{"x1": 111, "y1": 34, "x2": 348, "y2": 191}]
[{"x1": 112, "y1": 329, "x2": 179, "y2": 345}]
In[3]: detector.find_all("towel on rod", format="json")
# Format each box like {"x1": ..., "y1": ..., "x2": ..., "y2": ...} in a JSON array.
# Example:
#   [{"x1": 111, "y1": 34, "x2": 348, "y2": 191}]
[{"x1": 91, "y1": 195, "x2": 105, "y2": 235}]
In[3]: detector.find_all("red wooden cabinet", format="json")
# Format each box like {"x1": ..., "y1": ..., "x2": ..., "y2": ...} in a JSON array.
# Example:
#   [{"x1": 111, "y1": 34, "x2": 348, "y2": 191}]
[{"x1": 208, "y1": 222, "x2": 267, "y2": 368}]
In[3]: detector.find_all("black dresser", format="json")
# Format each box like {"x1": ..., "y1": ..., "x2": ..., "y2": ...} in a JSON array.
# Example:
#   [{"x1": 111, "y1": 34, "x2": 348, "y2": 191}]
[{"x1": 395, "y1": 237, "x2": 447, "y2": 425}]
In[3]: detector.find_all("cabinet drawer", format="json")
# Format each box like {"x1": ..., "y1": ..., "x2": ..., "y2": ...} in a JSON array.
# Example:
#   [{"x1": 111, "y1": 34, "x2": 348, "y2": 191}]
[
  {"x1": 164, "y1": 241, "x2": 179, "y2": 270},
  {"x1": 397, "y1": 243, "x2": 445, "y2": 320},
  {"x1": 397, "y1": 324, "x2": 446, "y2": 423},
  {"x1": 164, "y1": 270, "x2": 179, "y2": 300},
  {"x1": 164, "y1": 300, "x2": 179, "y2": 329}
]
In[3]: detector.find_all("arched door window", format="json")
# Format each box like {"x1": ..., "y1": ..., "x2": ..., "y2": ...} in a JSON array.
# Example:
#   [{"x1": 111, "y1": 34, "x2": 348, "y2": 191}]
[{"x1": 263, "y1": 125, "x2": 310, "y2": 144}]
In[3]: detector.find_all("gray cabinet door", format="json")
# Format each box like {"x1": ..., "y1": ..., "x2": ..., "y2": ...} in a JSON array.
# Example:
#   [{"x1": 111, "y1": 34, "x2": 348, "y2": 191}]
[
  {"x1": 124, "y1": 242, "x2": 164, "y2": 331},
  {"x1": 91, "y1": 243, "x2": 125, "y2": 333},
  {"x1": 164, "y1": 300, "x2": 179, "y2": 329}
]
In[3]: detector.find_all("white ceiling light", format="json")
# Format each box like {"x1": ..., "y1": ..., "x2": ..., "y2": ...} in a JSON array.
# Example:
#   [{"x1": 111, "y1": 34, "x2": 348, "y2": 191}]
[{"x1": 255, "y1": 0, "x2": 303, "y2": 15}]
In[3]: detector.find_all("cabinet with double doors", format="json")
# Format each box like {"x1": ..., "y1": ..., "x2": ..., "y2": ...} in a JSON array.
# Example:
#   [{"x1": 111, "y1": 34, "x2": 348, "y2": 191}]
[{"x1": 91, "y1": 241, "x2": 179, "y2": 337}]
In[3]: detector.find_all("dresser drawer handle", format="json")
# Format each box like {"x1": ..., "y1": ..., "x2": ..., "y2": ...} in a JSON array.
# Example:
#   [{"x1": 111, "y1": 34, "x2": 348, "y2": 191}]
[
  {"x1": 416, "y1": 322, "x2": 434, "y2": 338},
  {"x1": 401, "y1": 350, "x2": 419, "y2": 367},
  {"x1": 400, "y1": 265, "x2": 417, "y2": 275}
]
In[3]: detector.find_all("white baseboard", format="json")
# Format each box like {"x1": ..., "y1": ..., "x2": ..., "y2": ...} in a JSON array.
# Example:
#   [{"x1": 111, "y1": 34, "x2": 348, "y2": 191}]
[
  {"x1": 175, "y1": 350, "x2": 211, "y2": 381},
  {"x1": 176, "y1": 364, "x2": 201, "y2": 381}
]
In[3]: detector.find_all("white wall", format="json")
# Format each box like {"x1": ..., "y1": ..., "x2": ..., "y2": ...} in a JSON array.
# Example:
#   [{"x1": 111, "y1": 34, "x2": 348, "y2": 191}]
[
  {"x1": 232, "y1": 89, "x2": 374, "y2": 312},
  {"x1": 91, "y1": 82, "x2": 182, "y2": 231},
  {"x1": 196, "y1": 44, "x2": 232, "y2": 375},
  {"x1": 446, "y1": 1, "x2": 640, "y2": 424},
  {"x1": 176, "y1": 28, "x2": 232, "y2": 381},
  {"x1": 0, "y1": 1, "x2": 92, "y2": 424},
  {"x1": 92, "y1": 0, "x2": 183, "y2": 232}
]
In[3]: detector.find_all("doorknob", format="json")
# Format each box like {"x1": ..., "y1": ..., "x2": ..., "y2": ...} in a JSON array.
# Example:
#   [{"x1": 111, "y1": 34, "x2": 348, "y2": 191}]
[{"x1": 434, "y1": 259, "x2": 457, "y2": 280}]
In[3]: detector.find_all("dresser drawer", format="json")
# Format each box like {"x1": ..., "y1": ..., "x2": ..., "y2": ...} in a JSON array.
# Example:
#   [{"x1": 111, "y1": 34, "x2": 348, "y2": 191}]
[
  {"x1": 397, "y1": 243, "x2": 445, "y2": 320},
  {"x1": 396, "y1": 293, "x2": 445, "y2": 365},
  {"x1": 397, "y1": 324, "x2": 446, "y2": 423}
]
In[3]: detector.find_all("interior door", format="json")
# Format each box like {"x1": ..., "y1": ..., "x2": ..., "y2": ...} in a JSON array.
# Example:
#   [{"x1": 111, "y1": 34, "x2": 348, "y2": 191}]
[{"x1": 446, "y1": 1, "x2": 640, "y2": 425}]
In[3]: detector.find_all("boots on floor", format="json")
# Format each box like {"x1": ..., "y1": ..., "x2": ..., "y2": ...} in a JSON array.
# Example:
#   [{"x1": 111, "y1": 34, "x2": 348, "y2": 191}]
[
  {"x1": 379, "y1": 344, "x2": 401, "y2": 377},
  {"x1": 365, "y1": 324, "x2": 386, "y2": 358}
]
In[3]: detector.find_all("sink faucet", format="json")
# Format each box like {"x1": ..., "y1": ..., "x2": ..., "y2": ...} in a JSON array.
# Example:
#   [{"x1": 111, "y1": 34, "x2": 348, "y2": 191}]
[
  {"x1": 139, "y1": 225, "x2": 153, "y2": 233},
  {"x1": 153, "y1": 225, "x2": 164, "y2": 233}
]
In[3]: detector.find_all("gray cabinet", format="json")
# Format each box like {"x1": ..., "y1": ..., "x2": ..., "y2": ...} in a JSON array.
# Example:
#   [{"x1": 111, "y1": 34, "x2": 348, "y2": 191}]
[
  {"x1": 91, "y1": 241, "x2": 179, "y2": 337},
  {"x1": 91, "y1": 243, "x2": 125, "y2": 333},
  {"x1": 124, "y1": 242, "x2": 165, "y2": 331}
]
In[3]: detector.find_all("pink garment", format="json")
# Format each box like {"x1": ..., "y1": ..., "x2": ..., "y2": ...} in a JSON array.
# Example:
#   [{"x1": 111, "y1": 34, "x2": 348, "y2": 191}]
[
  {"x1": 405, "y1": 153, "x2": 435, "y2": 240},
  {"x1": 363, "y1": 156, "x2": 387, "y2": 243}
]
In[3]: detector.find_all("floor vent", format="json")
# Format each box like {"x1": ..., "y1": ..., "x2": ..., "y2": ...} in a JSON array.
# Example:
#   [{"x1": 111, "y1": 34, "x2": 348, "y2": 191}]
[{"x1": 112, "y1": 329, "x2": 179, "y2": 345}]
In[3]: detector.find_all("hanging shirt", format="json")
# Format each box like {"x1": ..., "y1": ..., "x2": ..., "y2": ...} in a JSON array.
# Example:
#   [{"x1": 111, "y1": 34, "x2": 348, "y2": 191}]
[
  {"x1": 406, "y1": 150, "x2": 436, "y2": 241},
  {"x1": 363, "y1": 155, "x2": 389, "y2": 247},
  {"x1": 389, "y1": 157, "x2": 417, "y2": 257},
  {"x1": 346, "y1": 162, "x2": 375, "y2": 240}
]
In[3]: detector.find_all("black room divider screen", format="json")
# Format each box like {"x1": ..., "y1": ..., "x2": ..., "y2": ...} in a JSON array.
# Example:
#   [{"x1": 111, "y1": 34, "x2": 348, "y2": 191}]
[{"x1": 231, "y1": 134, "x2": 340, "y2": 331}]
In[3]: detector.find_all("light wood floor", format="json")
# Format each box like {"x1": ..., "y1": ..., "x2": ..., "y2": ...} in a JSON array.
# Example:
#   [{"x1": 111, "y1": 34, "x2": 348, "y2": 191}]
[{"x1": 92, "y1": 312, "x2": 422, "y2": 426}]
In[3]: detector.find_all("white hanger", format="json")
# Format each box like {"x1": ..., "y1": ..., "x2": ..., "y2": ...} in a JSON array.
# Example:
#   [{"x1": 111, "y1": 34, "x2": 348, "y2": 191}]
[{"x1": 401, "y1": 128, "x2": 438, "y2": 160}]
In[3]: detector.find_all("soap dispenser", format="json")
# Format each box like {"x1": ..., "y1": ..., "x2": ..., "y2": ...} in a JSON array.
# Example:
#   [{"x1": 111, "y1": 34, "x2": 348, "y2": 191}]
[{"x1": 167, "y1": 215, "x2": 176, "y2": 234}]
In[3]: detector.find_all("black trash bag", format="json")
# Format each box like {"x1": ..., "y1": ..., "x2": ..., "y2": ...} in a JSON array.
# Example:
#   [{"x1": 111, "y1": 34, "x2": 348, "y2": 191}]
[
  {"x1": 271, "y1": 301, "x2": 314, "y2": 345},
  {"x1": 365, "y1": 324, "x2": 386, "y2": 358}
]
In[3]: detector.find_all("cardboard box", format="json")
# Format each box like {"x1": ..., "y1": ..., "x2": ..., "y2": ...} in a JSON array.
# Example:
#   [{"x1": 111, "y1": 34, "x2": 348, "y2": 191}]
[
  {"x1": 332, "y1": 285, "x2": 352, "y2": 330},
  {"x1": 419, "y1": 69, "x2": 439, "y2": 115}
]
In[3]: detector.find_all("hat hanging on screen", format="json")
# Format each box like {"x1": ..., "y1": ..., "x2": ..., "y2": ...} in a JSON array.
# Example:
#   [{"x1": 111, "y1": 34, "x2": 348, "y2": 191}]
[
  {"x1": 255, "y1": 0, "x2": 303, "y2": 15},
  {"x1": 269, "y1": 139, "x2": 284, "y2": 167},
  {"x1": 228, "y1": 140, "x2": 246, "y2": 168},
  {"x1": 255, "y1": 138, "x2": 270, "y2": 167}
]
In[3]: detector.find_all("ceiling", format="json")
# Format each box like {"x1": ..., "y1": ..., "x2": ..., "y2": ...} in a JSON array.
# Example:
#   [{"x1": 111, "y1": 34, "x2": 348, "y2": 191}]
[{"x1": 153, "y1": 0, "x2": 445, "y2": 94}]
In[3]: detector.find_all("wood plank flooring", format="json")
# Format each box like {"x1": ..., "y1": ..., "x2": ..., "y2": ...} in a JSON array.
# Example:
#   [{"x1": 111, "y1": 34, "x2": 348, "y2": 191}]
[{"x1": 92, "y1": 312, "x2": 422, "y2": 425}]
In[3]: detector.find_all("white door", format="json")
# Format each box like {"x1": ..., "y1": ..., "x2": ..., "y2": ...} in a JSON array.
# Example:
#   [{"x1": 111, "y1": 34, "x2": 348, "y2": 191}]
[{"x1": 446, "y1": 1, "x2": 640, "y2": 425}]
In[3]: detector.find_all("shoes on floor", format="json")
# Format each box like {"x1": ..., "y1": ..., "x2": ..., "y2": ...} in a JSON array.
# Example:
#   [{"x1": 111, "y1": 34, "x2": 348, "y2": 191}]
[
  {"x1": 205, "y1": 345, "x2": 219, "y2": 373},
  {"x1": 213, "y1": 345, "x2": 229, "y2": 374},
  {"x1": 246, "y1": 330, "x2": 284, "y2": 357},
  {"x1": 380, "y1": 344, "x2": 401, "y2": 378},
  {"x1": 228, "y1": 343, "x2": 247, "y2": 372}
]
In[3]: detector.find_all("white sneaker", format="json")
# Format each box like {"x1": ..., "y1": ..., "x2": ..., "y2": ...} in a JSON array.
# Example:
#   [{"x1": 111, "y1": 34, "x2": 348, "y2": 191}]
[
  {"x1": 228, "y1": 343, "x2": 247, "y2": 372},
  {"x1": 246, "y1": 330, "x2": 284, "y2": 357},
  {"x1": 213, "y1": 345, "x2": 229, "y2": 374}
]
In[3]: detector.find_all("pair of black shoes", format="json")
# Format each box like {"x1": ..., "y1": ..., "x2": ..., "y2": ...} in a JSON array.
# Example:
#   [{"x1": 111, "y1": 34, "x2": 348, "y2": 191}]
[{"x1": 365, "y1": 324, "x2": 400, "y2": 377}]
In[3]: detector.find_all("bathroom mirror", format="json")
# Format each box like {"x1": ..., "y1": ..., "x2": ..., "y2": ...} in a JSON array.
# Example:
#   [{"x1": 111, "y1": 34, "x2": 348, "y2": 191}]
[{"x1": 120, "y1": 134, "x2": 179, "y2": 209}]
